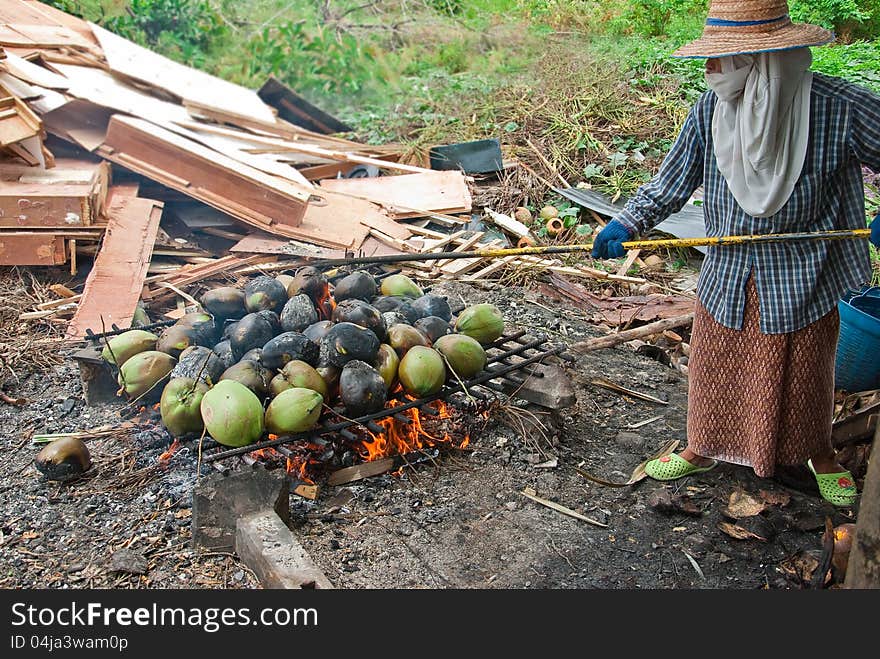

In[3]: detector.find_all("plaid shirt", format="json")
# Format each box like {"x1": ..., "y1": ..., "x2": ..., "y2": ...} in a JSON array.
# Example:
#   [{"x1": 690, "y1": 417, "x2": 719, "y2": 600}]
[{"x1": 615, "y1": 73, "x2": 880, "y2": 334}]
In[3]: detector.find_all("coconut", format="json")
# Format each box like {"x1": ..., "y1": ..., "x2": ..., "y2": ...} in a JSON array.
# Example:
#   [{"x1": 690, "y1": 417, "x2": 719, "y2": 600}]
[
  {"x1": 540, "y1": 205, "x2": 559, "y2": 220},
  {"x1": 398, "y1": 346, "x2": 446, "y2": 397},
  {"x1": 212, "y1": 340, "x2": 236, "y2": 370},
  {"x1": 262, "y1": 332, "x2": 320, "y2": 370},
  {"x1": 228, "y1": 312, "x2": 275, "y2": 361},
  {"x1": 275, "y1": 274, "x2": 295, "y2": 291},
  {"x1": 382, "y1": 311, "x2": 410, "y2": 328},
  {"x1": 455, "y1": 303, "x2": 505, "y2": 344},
  {"x1": 316, "y1": 365, "x2": 341, "y2": 399},
  {"x1": 380, "y1": 274, "x2": 422, "y2": 298},
  {"x1": 303, "y1": 320, "x2": 334, "y2": 346},
  {"x1": 265, "y1": 388, "x2": 324, "y2": 435},
  {"x1": 514, "y1": 206, "x2": 533, "y2": 224},
  {"x1": 280, "y1": 294, "x2": 319, "y2": 333},
  {"x1": 414, "y1": 316, "x2": 452, "y2": 343},
  {"x1": 372, "y1": 295, "x2": 406, "y2": 312},
  {"x1": 332, "y1": 299, "x2": 386, "y2": 342},
  {"x1": 409, "y1": 294, "x2": 452, "y2": 322},
  {"x1": 160, "y1": 377, "x2": 209, "y2": 437},
  {"x1": 387, "y1": 323, "x2": 431, "y2": 358},
  {"x1": 433, "y1": 334, "x2": 487, "y2": 380},
  {"x1": 219, "y1": 360, "x2": 272, "y2": 399},
  {"x1": 35, "y1": 437, "x2": 91, "y2": 481},
  {"x1": 239, "y1": 348, "x2": 263, "y2": 364},
  {"x1": 287, "y1": 266, "x2": 328, "y2": 303},
  {"x1": 244, "y1": 275, "x2": 288, "y2": 313},
  {"x1": 339, "y1": 360, "x2": 387, "y2": 417},
  {"x1": 200, "y1": 287, "x2": 247, "y2": 320},
  {"x1": 117, "y1": 350, "x2": 176, "y2": 400},
  {"x1": 319, "y1": 322, "x2": 380, "y2": 368},
  {"x1": 170, "y1": 345, "x2": 224, "y2": 385},
  {"x1": 101, "y1": 329, "x2": 158, "y2": 367},
  {"x1": 374, "y1": 344, "x2": 400, "y2": 391},
  {"x1": 269, "y1": 373, "x2": 293, "y2": 397},
  {"x1": 256, "y1": 309, "x2": 282, "y2": 336},
  {"x1": 333, "y1": 270, "x2": 377, "y2": 302},
  {"x1": 200, "y1": 380, "x2": 264, "y2": 447},
  {"x1": 175, "y1": 312, "x2": 219, "y2": 345},
  {"x1": 132, "y1": 303, "x2": 151, "y2": 328},
  {"x1": 280, "y1": 360, "x2": 329, "y2": 400},
  {"x1": 156, "y1": 324, "x2": 203, "y2": 359}
]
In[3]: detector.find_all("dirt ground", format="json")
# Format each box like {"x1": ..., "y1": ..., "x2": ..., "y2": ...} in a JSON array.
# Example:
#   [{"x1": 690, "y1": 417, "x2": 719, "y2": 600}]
[{"x1": 0, "y1": 273, "x2": 864, "y2": 590}]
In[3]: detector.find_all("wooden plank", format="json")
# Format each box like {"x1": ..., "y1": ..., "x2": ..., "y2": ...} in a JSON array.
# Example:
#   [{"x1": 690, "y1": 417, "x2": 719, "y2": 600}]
[
  {"x1": 318, "y1": 171, "x2": 472, "y2": 220},
  {"x1": 257, "y1": 75, "x2": 352, "y2": 134},
  {"x1": 66, "y1": 195, "x2": 164, "y2": 339},
  {"x1": 438, "y1": 239, "x2": 505, "y2": 277},
  {"x1": 174, "y1": 119, "x2": 432, "y2": 175},
  {"x1": 462, "y1": 254, "x2": 519, "y2": 281},
  {"x1": 616, "y1": 249, "x2": 641, "y2": 277},
  {"x1": 0, "y1": 159, "x2": 108, "y2": 227},
  {"x1": 100, "y1": 114, "x2": 311, "y2": 230},
  {"x1": 0, "y1": 93, "x2": 40, "y2": 145},
  {"x1": 90, "y1": 22, "x2": 277, "y2": 125},
  {"x1": 432, "y1": 231, "x2": 485, "y2": 269},
  {"x1": 2, "y1": 51, "x2": 70, "y2": 89},
  {"x1": 0, "y1": 230, "x2": 65, "y2": 265}
]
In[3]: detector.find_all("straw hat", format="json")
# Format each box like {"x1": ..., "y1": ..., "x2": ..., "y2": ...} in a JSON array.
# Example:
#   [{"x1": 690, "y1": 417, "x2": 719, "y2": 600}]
[{"x1": 672, "y1": 0, "x2": 835, "y2": 59}]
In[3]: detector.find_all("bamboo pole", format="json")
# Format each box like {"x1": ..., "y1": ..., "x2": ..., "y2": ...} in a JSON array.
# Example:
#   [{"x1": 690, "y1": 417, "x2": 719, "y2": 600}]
[{"x1": 311, "y1": 229, "x2": 872, "y2": 268}]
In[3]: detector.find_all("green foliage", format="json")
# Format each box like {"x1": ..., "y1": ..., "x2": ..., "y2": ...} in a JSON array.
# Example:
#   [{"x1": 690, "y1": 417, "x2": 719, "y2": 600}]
[
  {"x1": 103, "y1": 0, "x2": 227, "y2": 54},
  {"x1": 790, "y1": 0, "x2": 880, "y2": 39},
  {"x1": 243, "y1": 20, "x2": 382, "y2": 98},
  {"x1": 812, "y1": 40, "x2": 880, "y2": 93}
]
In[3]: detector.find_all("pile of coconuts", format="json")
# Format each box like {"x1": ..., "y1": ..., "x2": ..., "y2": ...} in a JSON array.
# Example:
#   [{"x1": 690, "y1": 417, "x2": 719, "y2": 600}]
[{"x1": 99, "y1": 268, "x2": 505, "y2": 449}]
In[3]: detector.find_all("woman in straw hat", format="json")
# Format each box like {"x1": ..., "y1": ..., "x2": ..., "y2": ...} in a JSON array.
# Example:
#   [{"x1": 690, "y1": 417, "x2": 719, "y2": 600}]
[{"x1": 591, "y1": 0, "x2": 880, "y2": 506}]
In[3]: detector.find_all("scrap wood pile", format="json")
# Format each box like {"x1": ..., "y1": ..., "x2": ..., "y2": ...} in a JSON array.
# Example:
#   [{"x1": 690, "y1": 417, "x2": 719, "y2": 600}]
[{"x1": 2, "y1": 0, "x2": 702, "y2": 346}]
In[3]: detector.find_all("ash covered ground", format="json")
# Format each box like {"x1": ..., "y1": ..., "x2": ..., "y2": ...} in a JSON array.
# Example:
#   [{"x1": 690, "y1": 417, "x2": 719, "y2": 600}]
[{"x1": 0, "y1": 276, "x2": 859, "y2": 589}]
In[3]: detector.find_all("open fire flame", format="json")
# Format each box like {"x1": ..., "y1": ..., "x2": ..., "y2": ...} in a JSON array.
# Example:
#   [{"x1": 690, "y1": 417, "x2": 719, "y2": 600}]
[
  {"x1": 316, "y1": 282, "x2": 336, "y2": 321},
  {"x1": 360, "y1": 397, "x2": 469, "y2": 462},
  {"x1": 246, "y1": 397, "x2": 469, "y2": 482}
]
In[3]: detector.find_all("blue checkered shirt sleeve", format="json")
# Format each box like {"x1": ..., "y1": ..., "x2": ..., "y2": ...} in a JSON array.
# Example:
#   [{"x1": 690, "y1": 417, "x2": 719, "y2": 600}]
[{"x1": 610, "y1": 77, "x2": 876, "y2": 334}]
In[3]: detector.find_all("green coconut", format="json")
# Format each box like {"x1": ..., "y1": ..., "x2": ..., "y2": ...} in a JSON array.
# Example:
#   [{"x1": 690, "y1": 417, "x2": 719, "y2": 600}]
[
  {"x1": 374, "y1": 344, "x2": 400, "y2": 391},
  {"x1": 160, "y1": 377, "x2": 209, "y2": 437},
  {"x1": 433, "y1": 334, "x2": 487, "y2": 380},
  {"x1": 132, "y1": 304, "x2": 151, "y2": 328},
  {"x1": 101, "y1": 329, "x2": 158, "y2": 367},
  {"x1": 219, "y1": 360, "x2": 272, "y2": 399},
  {"x1": 156, "y1": 324, "x2": 202, "y2": 359},
  {"x1": 455, "y1": 303, "x2": 505, "y2": 344},
  {"x1": 387, "y1": 323, "x2": 430, "y2": 358},
  {"x1": 200, "y1": 380, "x2": 265, "y2": 447},
  {"x1": 380, "y1": 274, "x2": 422, "y2": 299},
  {"x1": 398, "y1": 346, "x2": 446, "y2": 397},
  {"x1": 117, "y1": 350, "x2": 176, "y2": 400},
  {"x1": 265, "y1": 387, "x2": 324, "y2": 434},
  {"x1": 280, "y1": 360, "x2": 329, "y2": 400},
  {"x1": 269, "y1": 373, "x2": 293, "y2": 398}
]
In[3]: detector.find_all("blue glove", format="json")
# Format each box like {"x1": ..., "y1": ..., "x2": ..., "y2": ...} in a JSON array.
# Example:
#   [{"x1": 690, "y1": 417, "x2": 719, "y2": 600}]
[
  {"x1": 871, "y1": 214, "x2": 880, "y2": 248},
  {"x1": 591, "y1": 219, "x2": 633, "y2": 259}
]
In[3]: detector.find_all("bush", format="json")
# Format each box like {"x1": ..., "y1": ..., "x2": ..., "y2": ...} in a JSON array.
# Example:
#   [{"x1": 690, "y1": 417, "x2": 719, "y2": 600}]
[{"x1": 790, "y1": 0, "x2": 880, "y2": 41}]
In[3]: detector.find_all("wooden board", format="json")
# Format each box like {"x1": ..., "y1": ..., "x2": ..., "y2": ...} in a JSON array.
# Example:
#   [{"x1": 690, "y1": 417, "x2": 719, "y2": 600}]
[
  {"x1": 1, "y1": 51, "x2": 70, "y2": 89},
  {"x1": 318, "y1": 170, "x2": 472, "y2": 220},
  {"x1": 42, "y1": 98, "x2": 112, "y2": 151},
  {"x1": 257, "y1": 75, "x2": 352, "y2": 134},
  {"x1": 0, "y1": 230, "x2": 65, "y2": 265},
  {"x1": 0, "y1": 159, "x2": 108, "y2": 227},
  {"x1": 100, "y1": 114, "x2": 311, "y2": 231},
  {"x1": 66, "y1": 195, "x2": 163, "y2": 339},
  {"x1": 0, "y1": 93, "x2": 40, "y2": 145},
  {"x1": 90, "y1": 22, "x2": 277, "y2": 126}
]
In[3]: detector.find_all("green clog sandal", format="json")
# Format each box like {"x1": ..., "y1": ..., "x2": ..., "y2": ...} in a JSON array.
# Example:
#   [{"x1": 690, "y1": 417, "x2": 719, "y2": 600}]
[
  {"x1": 644, "y1": 453, "x2": 718, "y2": 482},
  {"x1": 807, "y1": 459, "x2": 858, "y2": 507}
]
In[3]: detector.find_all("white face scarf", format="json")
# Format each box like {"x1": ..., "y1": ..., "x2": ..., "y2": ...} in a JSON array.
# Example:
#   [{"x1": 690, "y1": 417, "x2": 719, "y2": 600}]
[{"x1": 705, "y1": 49, "x2": 813, "y2": 218}]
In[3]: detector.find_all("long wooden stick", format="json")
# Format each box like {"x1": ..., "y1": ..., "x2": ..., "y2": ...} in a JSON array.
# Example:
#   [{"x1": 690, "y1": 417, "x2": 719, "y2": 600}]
[
  {"x1": 312, "y1": 229, "x2": 872, "y2": 267},
  {"x1": 570, "y1": 313, "x2": 695, "y2": 354}
]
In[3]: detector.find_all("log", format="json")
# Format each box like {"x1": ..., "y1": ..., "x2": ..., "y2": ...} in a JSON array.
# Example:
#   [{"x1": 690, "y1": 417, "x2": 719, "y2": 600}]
[
  {"x1": 569, "y1": 313, "x2": 695, "y2": 354},
  {"x1": 845, "y1": 423, "x2": 880, "y2": 588}
]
